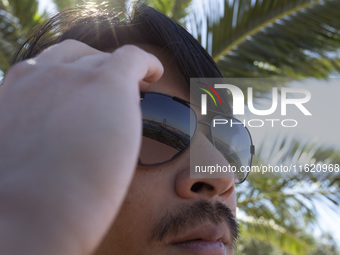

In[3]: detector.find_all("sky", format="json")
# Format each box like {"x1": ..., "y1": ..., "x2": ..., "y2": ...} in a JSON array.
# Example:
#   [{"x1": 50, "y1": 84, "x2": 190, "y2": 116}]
[{"x1": 38, "y1": 0, "x2": 56, "y2": 14}]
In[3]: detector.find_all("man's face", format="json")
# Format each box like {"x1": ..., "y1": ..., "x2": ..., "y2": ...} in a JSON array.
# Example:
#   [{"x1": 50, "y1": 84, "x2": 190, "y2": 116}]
[{"x1": 95, "y1": 46, "x2": 237, "y2": 255}]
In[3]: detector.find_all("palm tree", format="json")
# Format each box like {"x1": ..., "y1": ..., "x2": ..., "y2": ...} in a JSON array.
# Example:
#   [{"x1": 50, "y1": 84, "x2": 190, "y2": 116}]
[
  {"x1": 184, "y1": 0, "x2": 340, "y2": 79},
  {"x1": 1, "y1": 0, "x2": 340, "y2": 254},
  {"x1": 0, "y1": 0, "x2": 44, "y2": 76},
  {"x1": 236, "y1": 137, "x2": 340, "y2": 254}
]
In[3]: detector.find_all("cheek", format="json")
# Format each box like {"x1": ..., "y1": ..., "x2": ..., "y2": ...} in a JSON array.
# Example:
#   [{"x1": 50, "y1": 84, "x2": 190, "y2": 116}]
[
  {"x1": 226, "y1": 190, "x2": 237, "y2": 217},
  {"x1": 121, "y1": 172, "x2": 167, "y2": 222},
  {"x1": 96, "y1": 169, "x2": 174, "y2": 253}
]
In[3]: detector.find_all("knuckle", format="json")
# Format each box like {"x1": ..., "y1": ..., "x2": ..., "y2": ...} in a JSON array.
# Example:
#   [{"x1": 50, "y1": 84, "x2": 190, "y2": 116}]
[
  {"x1": 59, "y1": 39, "x2": 82, "y2": 47},
  {"x1": 6, "y1": 60, "x2": 34, "y2": 78},
  {"x1": 114, "y1": 44, "x2": 144, "y2": 57},
  {"x1": 110, "y1": 45, "x2": 148, "y2": 73},
  {"x1": 58, "y1": 39, "x2": 96, "y2": 53},
  {"x1": 13, "y1": 60, "x2": 34, "y2": 71},
  {"x1": 42, "y1": 39, "x2": 84, "y2": 54}
]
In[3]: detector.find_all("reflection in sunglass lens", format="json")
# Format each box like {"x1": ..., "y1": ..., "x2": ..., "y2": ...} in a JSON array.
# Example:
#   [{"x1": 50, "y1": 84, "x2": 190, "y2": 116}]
[
  {"x1": 139, "y1": 93, "x2": 196, "y2": 165},
  {"x1": 138, "y1": 93, "x2": 253, "y2": 184}
]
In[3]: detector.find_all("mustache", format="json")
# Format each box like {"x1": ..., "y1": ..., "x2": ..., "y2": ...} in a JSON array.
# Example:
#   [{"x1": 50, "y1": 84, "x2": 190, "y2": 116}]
[{"x1": 151, "y1": 200, "x2": 239, "y2": 244}]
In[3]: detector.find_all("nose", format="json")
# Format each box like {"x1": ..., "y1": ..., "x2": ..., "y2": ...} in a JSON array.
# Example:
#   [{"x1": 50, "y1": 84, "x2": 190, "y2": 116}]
[{"x1": 174, "y1": 131, "x2": 235, "y2": 202}]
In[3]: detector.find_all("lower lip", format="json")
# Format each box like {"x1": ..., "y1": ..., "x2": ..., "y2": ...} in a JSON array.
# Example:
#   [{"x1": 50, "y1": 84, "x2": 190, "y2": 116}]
[{"x1": 173, "y1": 240, "x2": 226, "y2": 255}]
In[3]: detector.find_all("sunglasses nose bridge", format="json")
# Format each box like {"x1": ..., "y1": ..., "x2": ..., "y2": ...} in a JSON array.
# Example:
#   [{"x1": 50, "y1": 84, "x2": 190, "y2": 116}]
[{"x1": 196, "y1": 120, "x2": 213, "y2": 144}]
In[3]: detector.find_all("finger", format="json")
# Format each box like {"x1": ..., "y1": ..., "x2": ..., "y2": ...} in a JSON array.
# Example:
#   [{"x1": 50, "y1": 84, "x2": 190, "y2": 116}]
[
  {"x1": 71, "y1": 52, "x2": 112, "y2": 69},
  {"x1": 35, "y1": 39, "x2": 104, "y2": 64},
  {"x1": 104, "y1": 45, "x2": 164, "y2": 88},
  {"x1": 139, "y1": 80, "x2": 151, "y2": 91}
]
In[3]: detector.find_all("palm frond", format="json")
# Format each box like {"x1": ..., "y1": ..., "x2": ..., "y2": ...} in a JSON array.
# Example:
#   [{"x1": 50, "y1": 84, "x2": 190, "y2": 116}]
[
  {"x1": 142, "y1": 0, "x2": 192, "y2": 22},
  {"x1": 237, "y1": 179, "x2": 321, "y2": 227},
  {"x1": 185, "y1": 0, "x2": 340, "y2": 78},
  {"x1": 235, "y1": 136, "x2": 340, "y2": 250},
  {"x1": 238, "y1": 217, "x2": 313, "y2": 255},
  {"x1": 52, "y1": 0, "x2": 128, "y2": 11},
  {"x1": 52, "y1": 0, "x2": 77, "y2": 11},
  {"x1": 6, "y1": 0, "x2": 41, "y2": 33},
  {"x1": 0, "y1": 0, "x2": 43, "y2": 72}
]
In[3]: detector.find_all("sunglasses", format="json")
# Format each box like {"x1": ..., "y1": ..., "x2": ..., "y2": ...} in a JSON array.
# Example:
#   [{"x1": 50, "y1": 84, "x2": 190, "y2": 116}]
[{"x1": 139, "y1": 91, "x2": 255, "y2": 184}]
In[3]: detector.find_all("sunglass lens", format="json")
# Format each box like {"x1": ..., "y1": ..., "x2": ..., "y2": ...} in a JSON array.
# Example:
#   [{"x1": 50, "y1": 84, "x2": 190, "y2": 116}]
[
  {"x1": 139, "y1": 93, "x2": 196, "y2": 165},
  {"x1": 211, "y1": 117, "x2": 252, "y2": 183}
]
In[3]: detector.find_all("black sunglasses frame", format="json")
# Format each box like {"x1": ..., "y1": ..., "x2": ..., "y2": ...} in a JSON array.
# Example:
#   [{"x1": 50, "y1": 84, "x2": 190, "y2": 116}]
[{"x1": 139, "y1": 91, "x2": 255, "y2": 184}]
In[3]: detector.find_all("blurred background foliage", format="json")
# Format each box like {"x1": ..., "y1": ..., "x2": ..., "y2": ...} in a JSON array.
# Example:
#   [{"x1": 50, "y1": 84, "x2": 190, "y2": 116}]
[{"x1": 1, "y1": 0, "x2": 340, "y2": 254}]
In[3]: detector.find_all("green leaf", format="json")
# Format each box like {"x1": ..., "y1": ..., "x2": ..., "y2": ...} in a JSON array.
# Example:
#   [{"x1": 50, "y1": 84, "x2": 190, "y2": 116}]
[
  {"x1": 186, "y1": 0, "x2": 340, "y2": 78},
  {"x1": 0, "y1": 0, "x2": 44, "y2": 72},
  {"x1": 238, "y1": 217, "x2": 313, "y2": 255}
]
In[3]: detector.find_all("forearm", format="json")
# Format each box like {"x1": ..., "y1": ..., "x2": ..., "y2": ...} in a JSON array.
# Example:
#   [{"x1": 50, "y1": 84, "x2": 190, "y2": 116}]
[{"x1": 0, "y1": 159, "x2": 133, "y2": 255}]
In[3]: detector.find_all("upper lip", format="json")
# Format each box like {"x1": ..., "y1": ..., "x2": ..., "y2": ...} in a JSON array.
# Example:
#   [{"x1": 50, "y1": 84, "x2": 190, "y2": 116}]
[{"x1": 170, "y1": 222, "x2": 229, "y2": 245}]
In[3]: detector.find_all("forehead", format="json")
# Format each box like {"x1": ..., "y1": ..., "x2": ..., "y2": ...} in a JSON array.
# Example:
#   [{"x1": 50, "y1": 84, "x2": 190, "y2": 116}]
[{"x1": 138, "y1": 44, "x2": 190, "y2": 101}]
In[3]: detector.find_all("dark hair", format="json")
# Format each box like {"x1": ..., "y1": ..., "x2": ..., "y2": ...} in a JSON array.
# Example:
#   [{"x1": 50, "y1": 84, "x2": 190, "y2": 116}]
[{"x1": 13, "y1": 3, "x2": 230, "y2": 113}]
